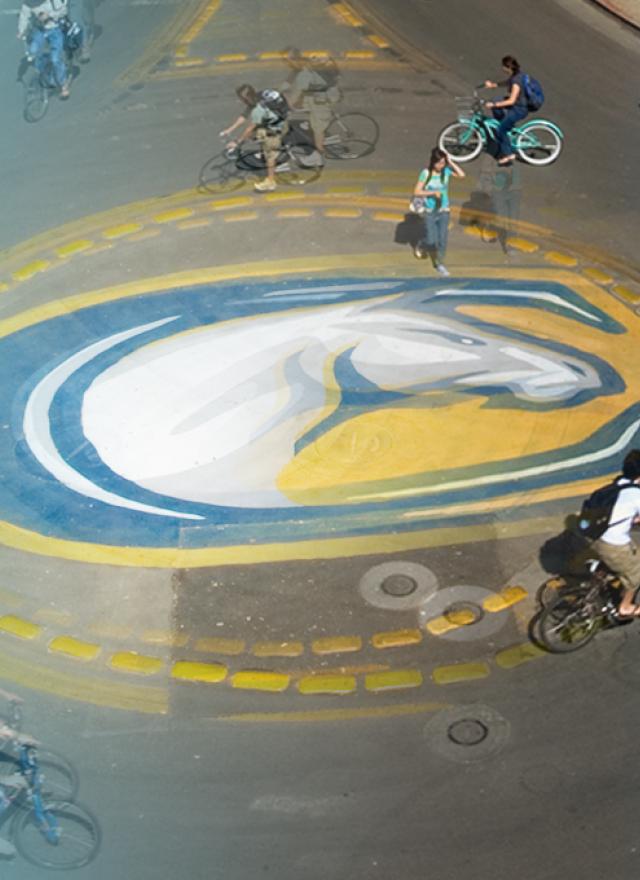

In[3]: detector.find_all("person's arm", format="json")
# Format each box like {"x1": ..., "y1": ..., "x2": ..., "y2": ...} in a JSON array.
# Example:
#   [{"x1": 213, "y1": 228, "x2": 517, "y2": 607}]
[
  {"x1": 220, "y1": 114, "x2": 248, "y2": 138},
  {"x1": 414, "y1": 176, "x2": 441, "y2": 198},
  {"x1": 227, "y1": 120, "x2": 256, "y2": 150},
  {"x1": 487, "y1": 82, "x2": 520, "y2": 110},
  {"x1": 445, "y1": 156, "x2": 465, "y2": 179}
]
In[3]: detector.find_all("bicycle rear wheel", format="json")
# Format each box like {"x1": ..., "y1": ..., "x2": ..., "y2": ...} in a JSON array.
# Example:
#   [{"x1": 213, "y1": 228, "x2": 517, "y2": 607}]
[
  {"x1": 324, "y1": 112, "x2": 379, "y2": 159},
  {"x1": 198, "y1": 153, "x2": 245, "y2": 193},
  {"x1": 538, "y1": 590, "x2": 600, "y2": 653},
  {"x1": 23, "y1": 70, "x2": 48, "y2": 123},
  {"x1": 515, "y1": 122, "x2": 563, "y2": 165},
  {"x1": 12, "y1": 800, "x2": 101, "y2": 870},
  {"x1": 276, "y1": 145, "x2": 322, "y2": 185},
  {"x1": 438, "y1": 121, "x2": 484, "y2": 161}
]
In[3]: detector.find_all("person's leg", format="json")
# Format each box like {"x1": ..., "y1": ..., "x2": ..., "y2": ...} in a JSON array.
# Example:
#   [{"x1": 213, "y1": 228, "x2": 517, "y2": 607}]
[
  {"x1": 436, "y1": 212, "x2": 449, "y2": 264},
  {"x1": 593, "y1": 540, "x2": 640, "y2": 615},
  {"x1": 46, "y1": 27, "x2": 69, "y2": 93},
  {"x1": 254, "y1": 133, "x2": 281, "y2": 191},
  {"x1": 494, "y1": 108, "x2": 525, "y2": 161},
  {"x1": 424, "y1": 212, "x2": 439, "y2": 265},
  {"x1": 27, "y1": 29, "x2": 46, "y2": 73}
]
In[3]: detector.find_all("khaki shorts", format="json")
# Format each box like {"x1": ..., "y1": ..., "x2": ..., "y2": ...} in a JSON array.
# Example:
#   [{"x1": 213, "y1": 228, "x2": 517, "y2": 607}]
[
  {"x1": 256, "y1": 124, "x2": 288, "y2": 164},
  {"x1": 302, "y1": 97, "x2": 333, "y2": 136},
  {"x1": 592, "y1": 538, "x2": 640, "y2": 591}
]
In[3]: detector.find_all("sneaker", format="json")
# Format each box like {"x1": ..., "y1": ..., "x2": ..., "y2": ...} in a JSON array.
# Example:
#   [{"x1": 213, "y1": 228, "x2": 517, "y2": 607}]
[
  {"x1": 80, "y1": 47, "x2": 91, "y2": 63},
  {"x1": 60, "y1": 80, "x2": 71, "y2": 99},
  {"x1": 0, "y1": 837, "x2": 16, "y2": 857},
  {"x1": 436, "y1": 263, "x2": 450, "y2": 277},
  {"x1": 413, "y1": 245, "x2": 427, "y2": 260},
  {"x1": 254, "y1": 179, "x2": 276, "y2": 192}
]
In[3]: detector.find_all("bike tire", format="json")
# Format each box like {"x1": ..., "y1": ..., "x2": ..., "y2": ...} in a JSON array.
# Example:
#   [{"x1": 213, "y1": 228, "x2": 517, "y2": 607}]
[
  {"x1": 198, "y1": 153, "x2": 245, "y2": 194},
  {"x1": 437, "y1": 121, "x2": 484, "y2": 162},
  {"x1": 236, "y1": 143, "x2": 267, "y2": 172},
  {"x1": 23, "y1": 71, "x2": 48, "y2": 124},
  {"x1": 12, "y1": 800, "x2": 101, "y2": 870},
  {"x1": 538, "y1": 590, "x2": 600, "y2": 653},
  {"x1": 37, "y1": 750, "x2": 79, "y2": 801},
  {"x1": 276, "y1": 144, "x2": 323, "y2": 185},
  {"x1": 324, "y1": 112, "x2": 379, "y2": 159},
  {"x1": 515, "y1": 121, "x2": 563, "y2": 166}
]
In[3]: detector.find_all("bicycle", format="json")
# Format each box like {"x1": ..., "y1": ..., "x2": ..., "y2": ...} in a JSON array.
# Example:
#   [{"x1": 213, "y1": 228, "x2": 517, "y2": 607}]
[
  {"x1": 438, "y1": 89, "x2": 564, "y2": 166},
  {"x1": 199, "y1": 132, "x2": 323, "y2": 194},
  {"x1": 21, "y1": 19, "x2": 83, "y2": 123},
  {"x1": 0, "y1": 720, "x2": 100, "y2": 869},
  {"x1": 536, "y1": 558, "x2": 630, "y2": 653}
]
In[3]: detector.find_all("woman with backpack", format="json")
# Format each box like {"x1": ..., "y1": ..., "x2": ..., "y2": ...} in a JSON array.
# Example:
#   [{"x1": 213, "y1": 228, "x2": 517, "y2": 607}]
[
  {"x1": 484, "y1": 55, "x2": 529, "y2": 166},
  {"x1": 412, "y1": 146, "x2": 465, "y2": 277}
]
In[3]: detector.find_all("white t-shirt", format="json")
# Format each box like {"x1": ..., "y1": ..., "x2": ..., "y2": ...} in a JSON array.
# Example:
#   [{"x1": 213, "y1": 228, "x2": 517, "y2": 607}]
[{"x1": 600, "y1": 479, "x2": 640, "y2": 545}]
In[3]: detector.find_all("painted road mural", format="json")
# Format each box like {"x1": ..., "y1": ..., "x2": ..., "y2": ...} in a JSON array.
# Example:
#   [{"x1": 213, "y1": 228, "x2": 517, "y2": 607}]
[{"x1": 1, "y1": 271, "x2": 639, "y2": 561}]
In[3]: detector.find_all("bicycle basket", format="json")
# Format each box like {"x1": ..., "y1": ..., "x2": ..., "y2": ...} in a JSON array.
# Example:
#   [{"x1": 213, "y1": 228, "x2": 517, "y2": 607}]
[{"x1": 455, "y1": 97, "x2": 476, "y2": 122}]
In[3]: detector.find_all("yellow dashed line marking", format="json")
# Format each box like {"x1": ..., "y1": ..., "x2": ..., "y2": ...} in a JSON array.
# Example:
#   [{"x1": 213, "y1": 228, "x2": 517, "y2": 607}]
[
  {"x1": 264, "y1": 191, "x2": 303, "y2": 203},
  {"x1": 302, "y1": 50, "x2": 330, "y2": 60},
  {"x1": 0, "y1": 615, "x2": 43, "y2": 640},
  {"x1": 217, "y1": 53, "x2": 249, "y2": 63},
  {"x1": 365, "y1": 669, "x2": 422, "y2": 692},
  {"x1": 312, "y1": 635, "x2": 362, "y2": 655},
  {"x1": 333, "y1": 3, "x2": 364, "y2": 25},
  {"x1": 223, "y1": 212, "x2": 259, "y2": 223},
  {"x1": 259, "y1": 51, "x2": 288, "y2": 60},
  {"x1": 482, "y1": 585, "x2": 528, "y2": 613},
  {"x1": 153, "y1": 208, "x2": 194, "y2": 224},
  {"x1": 177, "y1": 0, "x2": 222, "y2": 46},
  {"x1": 327, "y1": 185, "x2": 367, "y2": 195},
  {"x1": 0, "y1": 283, "x2": 9, "y2": 294},
  {"x1": 372, "y1": 211, "x2": 404, "y2": 223},
  {"x1": 178, "y1": 218, "x2": 211, "y2": 230},
  {"x1": 297, "y1": 673, "x2": 357, "y2": 695},
  {"x1": 171, "y1": 661, "x2": 227, "y2": 683},
  {"x1": 231, "y1": 670, "x2": 290, "y2": 692},
  {"x1": 12, "y1": 260, "x2": 50, "y2": 282},
  {"x1": 209, "y1": 196, "x2": 254, "y2": 211},
  {"x1": 371, "y1": 629, "x2": 423, "y2": 649},
  {"x1": 345, "y1": 50, "x2": 376, "y2": 60},
  {"x1": 323, "y1": 208, "x2": 363, "y2": 218},
  {"x1": 102, "y1": 223, "x2": 143, "y2": 240},
  {"x1": 56, "y1": 239, "x2": 93, "y2": 258},
  {"x1": 87, "y1": 622, "x2": 133, "y2": 640},
  {"x1": 195, "y1": 637, "x2": 245, "y2": 655},
  {"x1": 174, "y1": 46, "x2": 188, "y2": 58},
  {"x1": 109, "y1": 651, "x2": 164, "y2": 676},
  {"x1": 175, "y1": 57, "x2": 205, "y2": 68},
  {"x1": 276, "y1": 209, "x2": 314, "y2": 219},
  {"x1": 583, "y1": 267, "x2": 614, "y2": 284},
  {"x1": 506, "y1": 236, "x2": 539, "y2": 253},
  {"x1": 34, "y1": 609, "x2": 74, "y2": 626},
  {"x1": 425, "y1": 608, "x2": 476, "y2": 636},
  {"x1": 252, "y1": 641, "x2": 304, "y2": 658},
  {"x1": 48, "y1": 635, "x2": 100, "y2": 662},
  {"x1": 368, "y1": 34, "x2": 390, "y2": 49},
  {"x1": 495, "y1": 643, "x2": 546, "y2": 670},
  {"x1": 432, "y1": 661, "x2": 491, "y2": 685},
  {"x1": 464, "y1": 225, "x2": 497, "y2": 242},
  {"x1": 140, "y1": 629, "x2": 189, "y2": 648},
  {"x1": 612, "y1": 283, "x2": 640, "y2": 303},
  {"x1": 545, "y1": 250, "x2": 578, "y2": 267}
]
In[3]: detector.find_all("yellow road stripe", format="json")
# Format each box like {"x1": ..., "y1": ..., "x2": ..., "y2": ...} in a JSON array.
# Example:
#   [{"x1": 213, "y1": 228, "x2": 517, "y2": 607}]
[
  {"x1": 323, "y1": 208, "x2": 363, "y2": 218},
  {"x1": 495, "y1": 643, "x2": 546, "y2": 669},
  {"x1": 56, "y1": 240, "x2": 93, "y2": 258},
  {"x1": 345, "y1": 50, "x2": 376, "y2": 59},
  {"x1": 0, "y1": 283, "x2": 9, "y2": 294},
  {"x1": 252, "y1": 641, "x2": 304, "y2": 658},
  {"x1": 209, "y1": 196, "x2": 254, "y2": 211},
  {"x1": 223, "y1": 212, "x2": 258, "y2": 223},
  {"x1": 178, "y1": 218, "x2": 211, "y2": 230},
  {"x1": 276, "y1": 209, "x2": 314, "y2": 219},
  {"x1": 365, "y1": 669, "x2": 422, "y2": 691},
  {"x1": 217, "y1": 701, "x2": 450, "y2": 723},
  {"x1": 217, "y1": 53, "x2": 249, "y2": 62},
  {"x1": 583, "y1": 267, "x2": 614, "y2": 284},
  {"x1": 368, "y1": 34, "x2": 390, "y2": 48},
  {"x1": 0, "y1": 615, "x2": 42, "y2": 640},
  {"x1": 311, "y1": 635, "x2": 362, "y2": 655},
  {"x1": 12, "y1": 260, "x2": 50, "y2": 282},
  {"x1": 153, "y1": 208, "x2": 194, "y2": 224},
  {"x1": 297, "y1": 673, "x2": 357, "y2": 694},
  {"x1": 231, "y1": 670, "x2": 290, "y2": 692},
  {"x1": 432, "y1": 662, "x2": 490, "y2": 685},
  {"x1": 109, "y1": 652, "x2": 164, "y2": 676},
  {"x1": 175, "y1": 57, "x2": 205, "y2": 68},
  {"x1": 612, "y1": 283, "x2": 640, "y2": 303},
  {"x1": 425, "y1": 609, "x2": 476, "y2": 636},
  {"x1": 171, "y1": 660, "x2": 227, "y2": 683},
  {"x1": 48, "y1": 636, "x2": 100, "y2": 662},
  {"x1": 506, "y1": 236, "x2": 539, "y2": 253},
  {"x1": 371, "y1": 629, "x2": 422, "y2": 649},
  {"x1": 482, "y1": 586, "x2": 528, "y2": 613},
  {"x1": 194, "y1": 637, "x2": 246, "y2": 655},
  {"x1": 103, "y1": 223, "x2": 143, "y2": 240},
  {"x1": 545, "y1": 250, "x2": 578, "y2": 267},
  {"x1": 372, "y1": 211, "x2": 404, "y2": 222}
]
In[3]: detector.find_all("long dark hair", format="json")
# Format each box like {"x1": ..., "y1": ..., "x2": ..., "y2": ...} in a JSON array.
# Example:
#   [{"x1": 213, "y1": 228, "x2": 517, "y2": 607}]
[
  {"x1": 425, "y1": 147, "x2": 448, "y2": 185},
  {"x1": 501, "y1": 55, "x2": 520, "y2": 74}
]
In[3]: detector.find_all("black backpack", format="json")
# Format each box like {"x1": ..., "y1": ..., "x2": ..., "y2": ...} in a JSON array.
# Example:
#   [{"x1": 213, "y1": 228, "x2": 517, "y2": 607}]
[
  {"x1": 259, "y1": 89, "x2": 289, "y2": 123},
  {"x1": 577, "y1": 479, "x2": 627, "y2": 541}
]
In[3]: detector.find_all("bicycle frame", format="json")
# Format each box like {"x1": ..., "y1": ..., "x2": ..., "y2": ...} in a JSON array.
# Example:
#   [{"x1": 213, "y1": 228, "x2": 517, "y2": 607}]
[
  {"x1": 0, "y1": 745, "x2": 59, "y2": 844},
  {"x1": 459, "y1": 104, "x2": 564, "y2": 147}
]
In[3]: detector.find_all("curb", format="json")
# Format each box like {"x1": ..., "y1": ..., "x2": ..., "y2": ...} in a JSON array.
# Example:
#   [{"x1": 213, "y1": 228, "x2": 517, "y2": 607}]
[{"x1": 590, "y1": 0, "x2": 640, "y2": 29}]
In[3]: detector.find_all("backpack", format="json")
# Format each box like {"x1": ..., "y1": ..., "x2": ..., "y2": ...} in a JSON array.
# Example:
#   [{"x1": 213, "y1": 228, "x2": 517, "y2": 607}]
[
  {"x1": 577, "y1": 480, "x2": 627, "y2": 541},
  {"x1": 522, "y1": 74, "x2": 544, "y2": 112},
  {"x1": 308, "y1": 58, "x2": 340, "y2": 91},
  {"x1": 259, "y1": 89, "x2": 289, "y2": 123}
]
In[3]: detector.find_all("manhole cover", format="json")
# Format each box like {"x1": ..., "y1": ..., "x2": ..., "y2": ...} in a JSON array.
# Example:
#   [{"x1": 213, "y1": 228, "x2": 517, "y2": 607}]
[
  {"x1": 447, "y1": 718, "x2": 489, "y2": 746},
  {"x1": 443, "y1": 601, "x2": 484, "y2": 626},
  {"x1": 381, "y1": 574, "x2": 418, "y2": 597}
]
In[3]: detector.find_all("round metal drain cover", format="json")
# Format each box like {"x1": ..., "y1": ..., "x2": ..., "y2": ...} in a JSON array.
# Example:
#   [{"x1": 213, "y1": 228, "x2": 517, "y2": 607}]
[
  {"x1": 424, "y1": 704, "x2": 510, "y2": 763},
  {"x1": 447, "y1": 718, "x2": 489, "y2": 746},
  {"x1": 443, "y1": 601, "x2": 484, "y2": 626},
  {"x1": 381, "y1": 574, "x2": 418, "y2": 597},
  {"x1": 359, "y1": 562, "x2": 438, "y2": 610}
]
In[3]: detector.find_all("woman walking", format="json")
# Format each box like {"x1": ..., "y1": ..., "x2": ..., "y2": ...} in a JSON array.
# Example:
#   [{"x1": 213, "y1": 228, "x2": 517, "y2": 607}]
[{"x1": 413, "y1": 147, "x2": 465, "y2": 276}]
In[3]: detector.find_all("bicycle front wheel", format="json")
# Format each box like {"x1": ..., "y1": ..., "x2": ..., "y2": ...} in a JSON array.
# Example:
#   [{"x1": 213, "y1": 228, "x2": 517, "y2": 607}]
[
  {"x1": 538, "y1": 591, "x2": 599, "y2": 653},
  {"x1": 198, "y1": 153, "x2": 245, "y2": 194},
  {"x1": 324, "y1": 112, "x2": 379, "y2": 159},
  {"x1": 276, "y1": 145, "x2": 322, "y2": 185},
  {"x1": 37, "y1": 750, "x2": 79, "y2": 801},
  {"x1": 23, "y1": 70, "x2": 48, "y2": 123},
  {"x1": 12, "y1": 800, "x2": 101, "y2": 870},
  {"x1": 438, "y1": 121, "x2": 484, "y2": 161},
  {"x1": 515, "y1": 122, "x2": 563, "y2": 166}
]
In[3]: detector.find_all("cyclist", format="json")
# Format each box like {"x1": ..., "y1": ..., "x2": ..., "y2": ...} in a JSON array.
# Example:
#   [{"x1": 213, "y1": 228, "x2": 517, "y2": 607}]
[
  {"x1": 281, "y1": 49, "x2": 341, "y2": 160},
  {"x1": 17, "y1": 0, "x2": 72, "y2": 98},
  {"x1": 227, "y1": 88, "x2": 289, "y2": 192},
  {"x1": 591, "y1": 449, "x2": 640, "y2": 618},
  {"x1": 412, "y1": 146, "x2": 465, "y2": 276},
  {"x1": 484, "y1": 54, "x2": 528, "y2": 166},
  {"x1": 0, "y1": 690, "x2": 36, "y2": 859}
]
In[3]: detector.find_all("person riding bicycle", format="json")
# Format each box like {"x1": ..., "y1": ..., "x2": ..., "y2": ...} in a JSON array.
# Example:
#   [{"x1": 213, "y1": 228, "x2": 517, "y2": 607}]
[
  {"x1": 17, "y1": 0, "x2": 72, "y2": 98},
  {"x1": 220, "y1": 83, "x2": 260, "y2": 141},
  {"x1": 590, "y1": 449, "x2": 640, "y2": 618},
  {"x1": 484, "y1": 54, "x2": 528, "y2": 166},
  {"x1": 281, "y1": 49, "x2": 341, "y2": 161},
  {"x1": 227, "y1": 88, "x2": 289, "y2": 193},
  {"x1": 0, "y1": 689, "x2": 37, "y2": 859}
]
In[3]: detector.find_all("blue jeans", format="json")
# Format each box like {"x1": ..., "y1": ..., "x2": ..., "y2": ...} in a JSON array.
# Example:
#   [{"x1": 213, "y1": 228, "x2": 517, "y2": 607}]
[
  {"x1": 28, "y1": 27, "x2": 67, "y2": 87},
  {"x1": 420, "y1": 210, "x2": 449, "y2": 264},
  {"x1": 492, "y1": 106, "x2": 528, "y2": 159}
]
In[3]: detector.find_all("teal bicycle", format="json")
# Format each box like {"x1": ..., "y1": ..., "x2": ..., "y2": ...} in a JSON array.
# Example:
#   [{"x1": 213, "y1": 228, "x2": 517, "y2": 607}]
[{"x1": 438, "y1": 90, "x2": 564, "y2": 166}]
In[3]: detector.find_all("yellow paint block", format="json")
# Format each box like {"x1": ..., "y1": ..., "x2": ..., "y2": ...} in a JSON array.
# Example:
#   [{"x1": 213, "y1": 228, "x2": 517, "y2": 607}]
[
  {"x1": 483, "y1": 585, "x2": 528, "y2": 613},
  {"x1": 365, "y1": 669, "x2": 422, "y2": 691},
  {"x1": 312, "y1": 635, "x2": 362, "y2": 654},
  {"x1": 371, "y1": 629, "x2": 423, "y2": 649},
  {"x1": 153, "y1": 208, "x2": 194, "y2": 223},
  {"x1": 231, "y1": 670, "x2": 290, "y2": 692},
  {"x1": 12, "y1": 260, "x2": 50, "y2": 282},
  {"x1": 102, "y1": 223, "x2": 143, "y2": 239},
  {"x1": 194, "y1": 637, "x2": 245, "y2": 655},
  {"x1": 495, "y1": 643, "x2": 545, "y2": 669},
  {"x1": 582, "y1": 267, "x2": 613, "y2": 285},
  {"x1": 109, "y1": 652, "x2": 164, "y2": 676},
  {"x1": 544, "y1": 250, "x2": 578, "y2": 267},
  {"x1": 56, "y1": 239, "x2": 93, "y2": 258},
  {"x1": 140, "y1": 629, "x2": 189, "y2": 648},
  {"x1": 297, "y1": 673, "x2": 357, "y2": 694},
  {"x1": 432, "y1": 662, "x2": 490, "y2": 685},
  {"x1": 49, "y1": 635, "x2": 100, "y2": 662},
  {"x1": 506, "y1": 236, "x2": 539, "y2": 253},
  {"x1": 209, "y1": 196, "x2": 253, "y2": 211},
  {"x1": 612, "y1": 284, "x2": 640, "y2": 303},
  {"x1": 171, "y1": 661, "x2": 227, "y2": 683},
  {"x1": 0, "y1": 615, "x2": 42, "y2": 640},
  {"x1": 252, "y1": 641, "x2": 304, "y2": 658}
]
